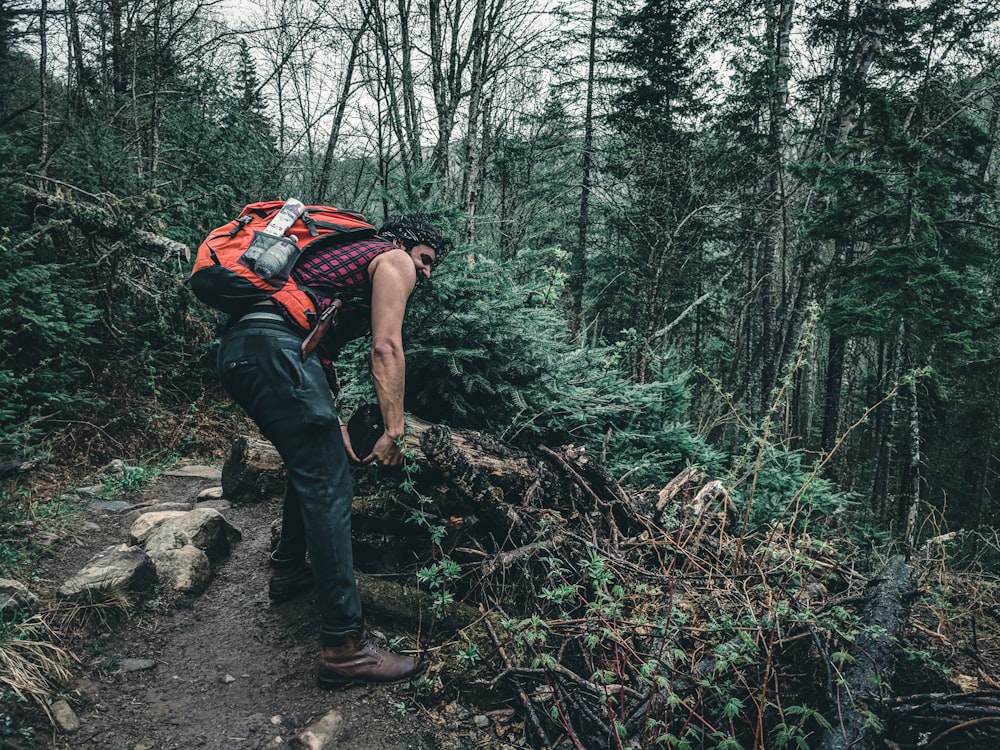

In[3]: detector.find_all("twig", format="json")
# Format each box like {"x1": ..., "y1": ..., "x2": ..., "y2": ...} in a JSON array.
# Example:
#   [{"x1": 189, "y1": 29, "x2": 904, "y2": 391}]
[
  {"x1": 485, "y1": 617, "x2": 553, "y2": 750},
  {"x1": 925, "y1": 717, "x2": 1000, "y2": 748}
]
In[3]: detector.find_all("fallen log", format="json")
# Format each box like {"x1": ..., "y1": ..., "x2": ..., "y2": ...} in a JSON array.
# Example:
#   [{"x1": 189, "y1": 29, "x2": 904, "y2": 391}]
[
  {"x1": 355, "y1": 570, "x2": 480, "y2": 635},
  {"x1": 222, "y1": 408, "x2": 604, "y2": 530},
  {"x1": 885, "y1": 691, "x2": 1000, "y2": 748},
  {"x1": 221, "y1": 436, "x2": 286, "y2": 501},
  {"x1": 350, "y1": 404, "x2": 567, "y2": 514},
  {"x1": 818, "y1": 554, "x2": 918, "y2": 750}
]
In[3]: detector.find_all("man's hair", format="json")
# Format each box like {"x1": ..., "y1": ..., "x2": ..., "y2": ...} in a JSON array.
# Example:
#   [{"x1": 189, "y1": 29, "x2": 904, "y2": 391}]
[{"x1": 379, "y1": 214, "x2": 453, "y2": 259}]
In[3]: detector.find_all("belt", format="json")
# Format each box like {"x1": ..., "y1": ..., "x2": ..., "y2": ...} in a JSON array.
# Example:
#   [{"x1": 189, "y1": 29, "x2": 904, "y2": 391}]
[{"x1": 240, "y1": 311, "x2": 286, "y2": 323}]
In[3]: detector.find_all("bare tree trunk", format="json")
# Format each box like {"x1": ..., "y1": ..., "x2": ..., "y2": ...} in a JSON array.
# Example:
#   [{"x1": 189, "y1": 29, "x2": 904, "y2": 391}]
[
  {"x1": 38, "y1": 0, "x2": 49, "y2": 169},
  {"x1": 977, "y1": 91, "x2": 1000, "y2": 183},
  {"x1": 570, "y1": 0, "x2": 598, "y2": 337},
  {"x1": 816, "y1": 0, "x2": 890, "y2": 449},
  {"x1": 396, "y1": 0, "x2": 423, "y2": 170},
  {"x1": 460, "y1": 0, "x2": 489, "y2": 239},
  {"x1": 65, "y1": 0, "x2": 88, "y2": 114},
  {"x1": 427, "y1": 0, "x2": 461, "y2": 182},
  {"x1": 374, "y1": 93, "x2": 391, "y2": 219},
  {"x1": 972, "y1": 367, "x2": 999, "y2": 528},
  {"x1": 902, "y1": 377, "x2": 921, "y2": 547},
  {"x1": 369, "y1": 0, "x2": 417, "y2": 178},
  {"x1": 821, "y1": 333, "x2": 845, "y2": 454},
  {"x1": 756, "y1": 0, "x2": 795, "y2": 419},
  {"x1": 871, "y1": 320, "x2": 904, "y2": 522},
  {"x1": 109, "y1": 0, "x2": 125, "y2": 96},
  {"x1": 148, "y1": 0, "x2": 162, "y2": 176},
  {"x1": 315, "y1": 5, "x2": 371, "y2": 201},
  {"x1": 834, "y1": 0, "x2": 889, "y2": 145}
]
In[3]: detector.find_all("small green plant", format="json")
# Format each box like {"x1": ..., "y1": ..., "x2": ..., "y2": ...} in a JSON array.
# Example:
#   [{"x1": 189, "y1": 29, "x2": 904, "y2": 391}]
[
  {"x1": 455, "y1": 642, "x2": 481, "y2": 668},
  {"x1": 0, "y1": 542, "x2": 19, "y2": 572},
  {"x1": 386, "y1": 636, "x2": 406, "y2": 653},
  {"x1": 28, "y1": 495, "x2": 81, "y2": 526},
  {"x1": 415, "y1": 557, "x2": 462, "y2": 617},
  {"x1": 2, "y1": 707, "x2": 36, "y2": 740},
  {"x1": 100, "y1": 464, "x2": 159, "y2": 497},
  {"x1": 408, "y1": 674, "x2": 436, "y2": 696}
]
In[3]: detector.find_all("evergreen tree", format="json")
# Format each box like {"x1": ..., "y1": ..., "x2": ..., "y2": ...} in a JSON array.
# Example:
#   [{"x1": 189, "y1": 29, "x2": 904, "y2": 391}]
[
  {"x1": 207, "y1": 41, "x2": 283, "y2": 207},
  {"x1": 482, "y1": 92, "x2": 579, "y2": 265},
  {"x1": 798, "y1": 1, "x2": 1000, "y2": 527},
  {"x1": 602, "y1": 0, "x2": 717, "y2": 383},
  {"x1": 335, "y1": 248, "x2": 716, "y2": 488}
]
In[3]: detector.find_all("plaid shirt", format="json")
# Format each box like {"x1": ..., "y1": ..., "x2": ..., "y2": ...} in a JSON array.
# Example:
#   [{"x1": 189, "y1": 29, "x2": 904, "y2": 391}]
[{"x1": 292, "y1": 236, "x2": 395, "y2": 355}]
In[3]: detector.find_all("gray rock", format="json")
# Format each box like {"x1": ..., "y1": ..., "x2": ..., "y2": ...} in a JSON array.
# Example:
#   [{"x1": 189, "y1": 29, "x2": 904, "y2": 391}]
[
  {"x1": 89, "y1": 499, "x2": 132, "y2": 513},
  {"x1": 196, "y1": 499, "x2": 232, "y2": 512},
  {"x1": 290, "y1": 710, "x2": 342, "y2": 750},
  {"x1": 0, "y1": 577, "x2": 40, "y2": 615},
  {"x1": 164, "y1": 464, "x2": 222, "y2": 480},
  {"x1": 148, "y1": 545, "x2": 211, "y2": 594},
  {"x1": 105, "y1": 459, "x2": 127, "y2": 474},
  {"x1": 119, "y1": 658, "x2": 156, "y2": 672},
  {"x1": 126, "y1": 502, "x2": 194, "y2": 523},
  {"x1": 197, "y1": 486, "x2": 224, "y2": 499},
  {"x1": 129, "y1": 511, "x2": 190, "y2": 545},
  {"x1": 77, "y1": 483, "x2": 106, "y2": 496},
  {"x1": 57, "y1": 544, "x2": 156, "y2": 599},
  {"x1": 50, "y1": 699, "x2": 80, "y2": 733},
  {"x1": 144, "y1": 507, "x2": 240, "y2": 561}
]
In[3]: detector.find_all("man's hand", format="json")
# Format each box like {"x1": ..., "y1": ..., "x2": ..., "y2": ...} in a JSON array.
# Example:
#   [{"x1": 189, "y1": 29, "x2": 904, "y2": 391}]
[
  {"x1": 340, "y1": 421, "x2": 362, "y2": 463},
  {"x1": 363, "y1": 432, "x2": 404, "y2": 467}
]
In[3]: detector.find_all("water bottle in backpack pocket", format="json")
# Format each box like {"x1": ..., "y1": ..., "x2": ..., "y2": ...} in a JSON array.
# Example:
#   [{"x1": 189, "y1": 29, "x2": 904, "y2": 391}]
[
  {"x1": 242, "y1": 232, "x2": 300, "y2": 280},
  {"x1": 241, "y1": 198, "x2": 305, "y2": 280}
]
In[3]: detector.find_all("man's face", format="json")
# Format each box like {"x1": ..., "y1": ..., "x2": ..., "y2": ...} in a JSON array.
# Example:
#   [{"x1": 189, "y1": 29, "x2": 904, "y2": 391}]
[{"x1": 408, "y1": 243, "x2": 437, "y2": 282}]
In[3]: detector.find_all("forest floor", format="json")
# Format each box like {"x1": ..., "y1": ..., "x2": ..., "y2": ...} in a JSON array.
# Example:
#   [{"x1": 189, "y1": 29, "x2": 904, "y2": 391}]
[
  {"x1": 5, "y1": 449, "x2": 1000, "y2": 749},
  {"x1": 4, "y1": 465, "x2": 498, "y2": 750}
]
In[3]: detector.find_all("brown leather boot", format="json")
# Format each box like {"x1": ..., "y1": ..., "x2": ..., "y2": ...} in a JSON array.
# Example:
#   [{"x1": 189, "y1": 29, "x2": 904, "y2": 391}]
[
  {"x1": 318, "y1": 633, "x2": 421, "y2": 688},
  {"x1": 268, "y1": 557, "x2": 313, "y2": 603}
]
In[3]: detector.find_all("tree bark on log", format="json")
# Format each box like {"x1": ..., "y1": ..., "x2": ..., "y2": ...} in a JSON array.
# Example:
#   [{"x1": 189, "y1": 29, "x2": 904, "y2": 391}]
[
  {"x1": 355, "y1": 570, "x2": 480, "y2": 634},
  {"x1": 223, "y1": 410, "x2": 602, "y2": 533},
  {"x1": 818, "y1": 554, "x2": 917, "y2": 750},
  {"x1": 221, "y1": 436, "x2": 286, "y2": 501}
]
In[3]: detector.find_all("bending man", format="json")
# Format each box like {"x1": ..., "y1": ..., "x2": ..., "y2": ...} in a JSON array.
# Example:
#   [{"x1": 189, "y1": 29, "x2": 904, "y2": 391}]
[{"x1": 217, "y1": 214, "x2": 450, "y2": 687}]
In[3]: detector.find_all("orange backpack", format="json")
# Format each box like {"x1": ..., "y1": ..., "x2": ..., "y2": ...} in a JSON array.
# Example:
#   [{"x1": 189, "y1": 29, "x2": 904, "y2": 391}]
[{"x1": 190, "y1": 201, "x2": 376, "y2": 331}]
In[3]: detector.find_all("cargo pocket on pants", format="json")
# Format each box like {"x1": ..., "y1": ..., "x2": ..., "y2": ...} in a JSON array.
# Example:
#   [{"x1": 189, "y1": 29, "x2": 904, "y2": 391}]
[{"x1": 277, "y1": 347, "x2": 339, "y2": 428}]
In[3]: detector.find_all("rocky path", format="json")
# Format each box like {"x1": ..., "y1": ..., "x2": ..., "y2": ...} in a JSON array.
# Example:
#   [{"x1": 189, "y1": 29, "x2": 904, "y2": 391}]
[{"x1": 18, "y1": 464, "x2": 485, "y2": 750}]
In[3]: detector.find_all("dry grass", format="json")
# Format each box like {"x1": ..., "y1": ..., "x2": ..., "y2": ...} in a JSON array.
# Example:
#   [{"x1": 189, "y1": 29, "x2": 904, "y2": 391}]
[
  {"x1": 1, "y1": 588, "x2": 132, "y2": 727},
  {"x1": 47, "y1": 585, "x2": 136, "y2": 639},
  {"x1": 0, "y1": 615, "x2": 78, "y2": 720}
]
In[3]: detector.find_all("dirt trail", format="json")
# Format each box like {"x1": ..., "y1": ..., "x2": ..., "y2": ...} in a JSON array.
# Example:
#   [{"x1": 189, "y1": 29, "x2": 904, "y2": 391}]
[{"x1": 16, "y1": 467, "x2": 478, "y2": 750}]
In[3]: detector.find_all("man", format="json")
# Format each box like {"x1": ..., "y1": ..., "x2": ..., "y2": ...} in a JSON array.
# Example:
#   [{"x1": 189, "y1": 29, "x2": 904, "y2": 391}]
[{"x1": 216, "y1": 214, "x2": 450, "y2": 687}]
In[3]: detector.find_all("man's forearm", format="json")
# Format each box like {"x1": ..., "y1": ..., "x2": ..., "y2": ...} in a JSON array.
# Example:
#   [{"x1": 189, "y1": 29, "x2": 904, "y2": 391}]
[{"x1": 371, "y1": 341, "x2": 406, "y2": 438}]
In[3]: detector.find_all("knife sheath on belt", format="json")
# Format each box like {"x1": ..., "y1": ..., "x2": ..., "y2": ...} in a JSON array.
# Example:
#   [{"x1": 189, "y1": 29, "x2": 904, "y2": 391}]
[{"x1": 300, "y1": 298, "x2": 343, "y2": 361}]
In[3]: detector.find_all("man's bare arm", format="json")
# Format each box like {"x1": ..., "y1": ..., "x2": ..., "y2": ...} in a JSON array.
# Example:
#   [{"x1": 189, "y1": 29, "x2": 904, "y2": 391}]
[{"x1": 365, "y1": 250, "x2": 417, "y2": 466}]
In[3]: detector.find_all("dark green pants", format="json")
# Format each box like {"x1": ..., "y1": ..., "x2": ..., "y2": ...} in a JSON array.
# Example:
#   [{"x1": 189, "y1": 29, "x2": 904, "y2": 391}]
[{"x1": 218, "y1": 315, "x2": 362, "y2": 639}]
